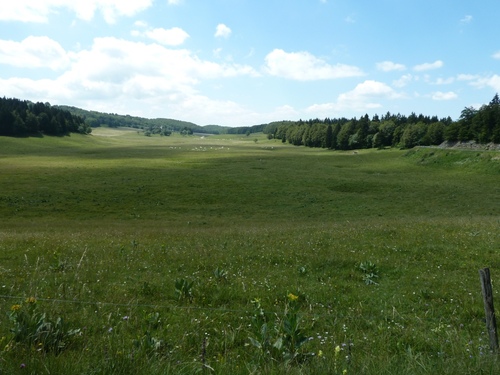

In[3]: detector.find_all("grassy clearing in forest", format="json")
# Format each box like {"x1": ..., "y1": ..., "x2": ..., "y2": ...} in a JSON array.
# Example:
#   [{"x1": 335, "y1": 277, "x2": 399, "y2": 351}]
[{"x1": 0, "y1": 130, "x2": 499, "y2": 374}]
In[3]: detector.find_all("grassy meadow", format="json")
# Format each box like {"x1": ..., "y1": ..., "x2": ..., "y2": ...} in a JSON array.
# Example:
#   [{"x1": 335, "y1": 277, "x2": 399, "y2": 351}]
[{"x1": 0, "y1": 129, "x2": 499, "y2": 374}]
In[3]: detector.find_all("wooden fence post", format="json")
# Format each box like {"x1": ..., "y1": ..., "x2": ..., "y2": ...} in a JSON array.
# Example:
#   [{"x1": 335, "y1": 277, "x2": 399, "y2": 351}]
[{"x1": 479, "y1": 267, "x2": 499, "y2": 352}]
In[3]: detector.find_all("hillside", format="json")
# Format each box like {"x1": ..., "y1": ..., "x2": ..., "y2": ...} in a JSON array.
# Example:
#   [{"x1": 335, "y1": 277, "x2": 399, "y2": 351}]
[{"x1": 56, "y1": 105, "x2": 229, "y2": 135}]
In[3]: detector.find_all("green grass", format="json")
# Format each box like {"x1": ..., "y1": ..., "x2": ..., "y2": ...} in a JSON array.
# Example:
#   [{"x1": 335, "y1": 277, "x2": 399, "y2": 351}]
[{"x1": 0, "y1": 131, "x2": 499, "y2": 374}]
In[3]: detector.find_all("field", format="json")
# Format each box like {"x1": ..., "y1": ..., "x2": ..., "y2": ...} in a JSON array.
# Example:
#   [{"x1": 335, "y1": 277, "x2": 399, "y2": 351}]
[{"x1": 0, "y1": 129, "x2": 499, "y2": 374}]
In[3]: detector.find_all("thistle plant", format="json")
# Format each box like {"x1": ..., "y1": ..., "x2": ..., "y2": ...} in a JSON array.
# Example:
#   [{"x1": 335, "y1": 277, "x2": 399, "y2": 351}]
[
  {"x1": 8, "y1": 297, "x2": 80, "y2": 354},
  {"x1": 175, "y1": 278, "x2": 194, "y2": 302},
  {"x1": 359, "y1": 261, "x2": 379, "y2": 285},
  {"x1": 213, "y1": 267, "x2": 228, "y2": 282},
  {"x1": 248, "y1": 293, "x2": 312, "y2": 365}
]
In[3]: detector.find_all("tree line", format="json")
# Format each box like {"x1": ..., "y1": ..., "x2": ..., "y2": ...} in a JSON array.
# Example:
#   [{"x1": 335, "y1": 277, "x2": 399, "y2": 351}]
[
  {"x1": 57, "y1": 106, "x2": 227, "y2": 135},
  {"x1": 2, "y1": 94, "x2": 500, "y2": 145},
  {"x1": 0, "y1": 97, "x2": 92, "y2": 136},
  {"x1": 262, "y1": 94, "x2": 500, "y2": 149}
]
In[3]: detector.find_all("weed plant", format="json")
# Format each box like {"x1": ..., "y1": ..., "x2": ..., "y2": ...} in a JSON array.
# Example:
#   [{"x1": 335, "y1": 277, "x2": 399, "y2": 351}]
[{"x1": 0, "y1": 131, "x2": 499, "y2": 373}]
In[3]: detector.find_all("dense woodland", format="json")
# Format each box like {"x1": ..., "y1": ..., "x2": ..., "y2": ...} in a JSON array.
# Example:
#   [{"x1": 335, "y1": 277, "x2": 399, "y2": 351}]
[
  {"x1": 262, "y1": 94, "x2": 500, "y2": 150},
  {"x1": 1, "y1": 94, "x2": 500, "y2": 148},
  {"x1": 0, "y1": 97, "x2": 92, "y2": 136}
]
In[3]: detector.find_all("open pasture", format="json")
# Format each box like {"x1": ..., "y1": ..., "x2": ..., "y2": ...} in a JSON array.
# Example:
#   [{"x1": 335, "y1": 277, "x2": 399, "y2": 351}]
[{"x1": 0, "y1": 131, "x2": 499, "y2": 374}]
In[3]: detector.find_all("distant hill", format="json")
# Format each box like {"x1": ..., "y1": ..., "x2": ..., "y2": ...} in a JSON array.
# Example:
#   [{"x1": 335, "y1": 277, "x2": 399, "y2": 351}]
[{"x1": 56, "y1": 105, "x2": 230, "y2": 135}]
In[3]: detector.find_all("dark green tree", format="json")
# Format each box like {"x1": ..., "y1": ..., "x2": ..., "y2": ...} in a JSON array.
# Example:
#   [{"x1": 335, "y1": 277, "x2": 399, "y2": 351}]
[
  {"x1": 325, "y1": 124, "x2": 333, "y2": 149},
  {"x1": 337, "y1": 121, "x2": 355, "y2": 150}
]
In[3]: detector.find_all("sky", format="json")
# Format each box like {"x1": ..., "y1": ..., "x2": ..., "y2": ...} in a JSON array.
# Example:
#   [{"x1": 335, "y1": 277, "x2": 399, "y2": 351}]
[{"x1": 1, "y1": 0, "x2": 500, "y2": 127}]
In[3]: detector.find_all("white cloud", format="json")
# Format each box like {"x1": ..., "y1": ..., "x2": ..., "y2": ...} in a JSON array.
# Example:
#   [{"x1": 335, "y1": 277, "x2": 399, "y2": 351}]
[
  {"x1": 469, "y1": 74, "x2": 500, "y2": 92},
  {"x1": 167, "y1": 0, "x2": 182, "y2": 4},
  {"x1": 433, "y1": 77, "x2": 455, "y2": 85},
  {"x1": 0, "y1": 36, "x2": 261, "y2": 125},
  {"x1": 145, "y1": 27, "x2": 190, "y2": 46},
  {"x1": 134, "y1": 20, "x2": 148, "y2": 28},
  {"x1": 264, "y1": 49, "x2": 363, "y2": 81},
  {"x1": 492, "y1": 51, "x2": 500, "y2": 60},
  {"x1": 0, "y1": 36, "x2": 70, "y2": 70},
  {"x1": 393, "y1": 74, "x2": 414, "y2": 88},
  {"x1": 457, "y1": 74, "x2": 480, "y2": 81},
  {"x1": 0, "y1": 0, "x2": 153, "y2": 24},
  {"x1": 460, "y1": 15, "x2": 473, "y2": 24},
  {"x1": 376, "y1": 61, "x2": 406, "y2": 72},
  {"x1": 340, "y1": 80, "x2": 401, "y2": 101},
  {"x1": 215, "y1": 24, "x2": 232, "y2": 38},
  {"x1": 413, "y1": 60, "x2": 444, "y2": 72},
  {"x1": 306, "y1": 80, "x2": 402, "y2": 115},
  {"x1": 432, "y1": 91, "x2": 458, "y2": 101}
]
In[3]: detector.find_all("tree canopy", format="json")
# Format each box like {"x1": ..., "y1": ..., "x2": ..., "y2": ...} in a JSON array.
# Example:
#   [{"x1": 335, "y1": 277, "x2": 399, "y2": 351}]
[
  {"x1": 3, "y1": 94, "x2": 500, "y2": 146},
  {"x1": 0, "y1": 97, "x2": 91, "y2": 136},
  {"x1": 262, "y1": 94, "x2": 500, "y2": 150}
]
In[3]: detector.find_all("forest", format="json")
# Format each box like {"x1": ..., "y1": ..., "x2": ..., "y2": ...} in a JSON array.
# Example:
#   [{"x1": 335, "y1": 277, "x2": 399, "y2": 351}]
[
  {"x1": 56, "y1": 105, "x2": 226, "y2": 135},
  {"x1": 0, "y1": 97, "x2": 92, "y2": 136},
  {"x1": 263, "y1": 94, "x2": 500, "y2": 150},
  {"x1": 1, "y1": 94, "x2": 500, "y2": 148}
]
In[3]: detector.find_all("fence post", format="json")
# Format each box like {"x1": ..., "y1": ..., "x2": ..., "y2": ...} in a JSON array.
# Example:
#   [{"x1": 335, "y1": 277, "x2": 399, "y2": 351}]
[{"x1": 479, "y1": 267, "x2": 499, "y2": 352}]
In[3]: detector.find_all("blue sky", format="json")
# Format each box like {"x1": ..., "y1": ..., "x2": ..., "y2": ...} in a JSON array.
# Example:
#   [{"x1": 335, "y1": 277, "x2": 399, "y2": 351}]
[{"x1": 1, "y1": 0, "x2": 500, "y2": 126}]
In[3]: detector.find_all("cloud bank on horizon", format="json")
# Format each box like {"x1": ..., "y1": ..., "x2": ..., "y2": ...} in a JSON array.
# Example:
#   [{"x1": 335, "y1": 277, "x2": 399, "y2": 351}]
[{"x1": 1, "y1": 0, "x2": 500, "y2": 126}]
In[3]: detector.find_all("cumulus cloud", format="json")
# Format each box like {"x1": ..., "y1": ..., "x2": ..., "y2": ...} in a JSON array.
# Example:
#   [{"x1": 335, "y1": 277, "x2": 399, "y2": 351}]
[
  {"x1": 455, "y1": 73, "x2": 500, "y2": 93},
  {"x1": 433, "y1": 77, "x2": 455, "y2": 85},
  {"x1": 432, "y1": 91, "x2": 458, "y2": 101},
  {"x1": 145, "y1": 27, "x2": 190, "y2": 46},
  {"x1": 0, "y1": 0, "x2": 153, "y2": 23},
  {"x1": 457, "y1": 74, "x2": 480, "y2": 82},
  {"x1": 264, "y1": 49, "x2": 363, "y2": 81},
  {"x1": 0, "y1": 36, "x2": 261, "y2": 124},
  {"x1": 215, "y1": 24, "x2": 232, "y2": 38},
  {"x1": 468, "y1": 74, "x2": 500, "y2": 92},
  {"x1": 376, "y1": 61, "x2": 406, "y2": 72},
  {"x1": 413, "y1": 60, "x2": 444, "y2": 72},
  {"x1": 306, "y1": 80, "x2": 402, "y2": 115},
  {"x1": 392, "y1": 74, "x2": 414, "y2": 88},
  {"x1": 0, "y1": 36, "x2": 70, "y2": 70},
  {"x1": 339, "y1": 80, "x2": 401, "y2": 101}
]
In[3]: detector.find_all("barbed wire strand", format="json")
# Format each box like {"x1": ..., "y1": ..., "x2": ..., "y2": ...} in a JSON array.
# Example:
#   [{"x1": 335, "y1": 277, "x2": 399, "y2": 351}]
[{"x1": 0, "y1": 294, "x2": 337, "y2": 318}]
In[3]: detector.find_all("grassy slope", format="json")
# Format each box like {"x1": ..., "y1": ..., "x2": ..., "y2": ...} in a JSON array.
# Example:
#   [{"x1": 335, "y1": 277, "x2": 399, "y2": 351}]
[{"x1": 0, "y1": 131, "x2": 499, "y2": 374}]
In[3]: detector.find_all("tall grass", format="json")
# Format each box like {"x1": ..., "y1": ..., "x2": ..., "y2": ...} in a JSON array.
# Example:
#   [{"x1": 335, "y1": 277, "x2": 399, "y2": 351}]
[{"x1": 0, "y1": 131, "x2": 499, "y2": 374}]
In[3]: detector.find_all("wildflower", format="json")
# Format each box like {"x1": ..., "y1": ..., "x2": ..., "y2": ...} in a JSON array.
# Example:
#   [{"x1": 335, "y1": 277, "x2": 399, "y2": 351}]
[
  {"x1": 20, "y1": 363, "x2": 26, "y2": 369},
  {"x1": 11, "y1": 304, "x2": 21, "y2": 311},
  {"x1": 343, "y1": 370, "x2": 348, "y2": 375},
  {"x1": 122, "y1": 316, "x2": 129, "y2": 321},
  {"x1": 318, "y1": 350, "x2": 323, "y2": 358},
  {"x1": 25, "y1": 297, "x2": 36, "y2": 304},
  {"x1": 335, "y1": 345, "x2": 341, "y2": 356},
  {"x1": 287, "y1": 293, "x2": 299, "y2": 302}
]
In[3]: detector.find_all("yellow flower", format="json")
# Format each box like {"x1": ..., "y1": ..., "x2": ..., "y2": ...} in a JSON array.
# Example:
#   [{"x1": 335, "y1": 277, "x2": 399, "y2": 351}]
[
  {"x1": 343, "y1": 370, "x2": 348, "y2": 375},
  {"x1": 318, "y1": 350, "x2": 323, "y2": 357},
  {"x1": 287, "y1": 293, "x2": 298, "y2": 302},
  {"x1": 10, "y1": 304, "x2": 21, "y2": 311},
  {"x1": 335, "y1": 345, "x2": 341, "y2": 355},
  {"x1": 25, "y1": 297, "x2": 37, "y2": 304}
]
